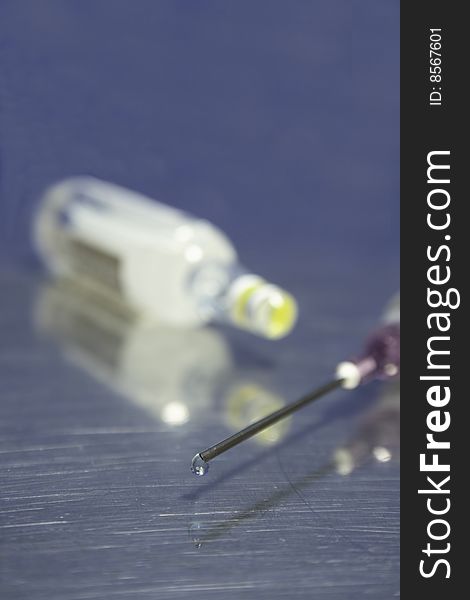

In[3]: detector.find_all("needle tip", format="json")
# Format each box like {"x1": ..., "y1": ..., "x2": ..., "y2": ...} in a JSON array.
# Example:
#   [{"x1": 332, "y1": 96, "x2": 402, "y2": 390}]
[{"x1": 191, "y1": 453, "x2": 209, "y2": 477}]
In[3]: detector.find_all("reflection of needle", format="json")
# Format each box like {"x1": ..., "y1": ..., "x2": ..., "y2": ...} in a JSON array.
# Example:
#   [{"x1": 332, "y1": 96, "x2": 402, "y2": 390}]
[{"x1": 189, "y1": 461, "x2": 335, "y2": 547}]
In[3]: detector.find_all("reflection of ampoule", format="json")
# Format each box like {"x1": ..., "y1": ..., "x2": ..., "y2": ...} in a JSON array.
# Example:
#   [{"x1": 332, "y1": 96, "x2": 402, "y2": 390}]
[
  {"x1": 334, "y1": 381, "x2": 400, "y2": 475},
  {"x1": 34, "y1": 177, "x2": 297, "y2": 339},
  {"x1": 35, "y1": 279, "x2": 290, "y2": 439},
  {"x1": 35, "y1": 280, "x2": 229, "y2": 424},
  {"x1": 224, "y1": 384, "x2": 290, "y2": 446}
]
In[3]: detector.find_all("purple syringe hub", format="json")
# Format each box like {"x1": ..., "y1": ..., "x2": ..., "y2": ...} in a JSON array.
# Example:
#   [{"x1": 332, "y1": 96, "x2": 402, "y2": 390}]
[{"x1": 352, "y1": 323, "x2": 400, "y2": 384}]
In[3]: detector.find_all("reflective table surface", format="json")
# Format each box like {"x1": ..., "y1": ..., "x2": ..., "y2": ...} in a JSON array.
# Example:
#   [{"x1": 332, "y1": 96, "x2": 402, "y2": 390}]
[{"x1": 0, "y1": 267, "x2": 399, "y2": 599}]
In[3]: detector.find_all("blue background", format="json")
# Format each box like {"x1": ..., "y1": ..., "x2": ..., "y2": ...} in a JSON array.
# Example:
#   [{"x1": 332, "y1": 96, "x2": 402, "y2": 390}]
[
  {"x1": 0, "y1": 2, "x2": 399, "y2": 598},
  {"x1": 0, "y1": 1, "x2": 398, "y2": 281}
]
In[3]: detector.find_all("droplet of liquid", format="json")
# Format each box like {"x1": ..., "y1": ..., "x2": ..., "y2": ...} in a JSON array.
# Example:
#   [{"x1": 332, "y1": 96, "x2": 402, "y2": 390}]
[
  {"x1": 191, "y1": 453, "x2": 209, "y2": 476},
  {"x1": 189, "y1": 522, "x2": 203, "y2": 548}
]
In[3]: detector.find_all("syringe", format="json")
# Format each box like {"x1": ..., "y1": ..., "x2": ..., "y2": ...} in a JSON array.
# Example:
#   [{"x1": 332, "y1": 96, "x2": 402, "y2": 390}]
[{"x1": 191, "y1": 295, "x2": 400, "y2": 476}]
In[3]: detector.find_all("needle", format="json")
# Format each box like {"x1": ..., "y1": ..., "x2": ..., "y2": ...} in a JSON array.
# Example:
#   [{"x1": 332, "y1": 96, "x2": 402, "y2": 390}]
[
  {"x1": 191, "y1": 378, "x2": 344, "y2": 475},
  {"x1": 191, "y1": 321, "x2": 400, "y2": 476}
]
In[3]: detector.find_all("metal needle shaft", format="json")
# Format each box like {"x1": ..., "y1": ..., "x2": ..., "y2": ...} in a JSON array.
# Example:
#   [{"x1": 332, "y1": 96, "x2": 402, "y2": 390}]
[{"x1": 198, "y1": 377, "x2": 345, "y2": 463}]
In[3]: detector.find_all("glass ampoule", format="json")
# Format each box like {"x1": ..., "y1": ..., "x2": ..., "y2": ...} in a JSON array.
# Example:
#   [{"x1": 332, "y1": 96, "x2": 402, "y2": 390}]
[{"x1": 34, "y1": 177, "x2": 297, "y2": 339}]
